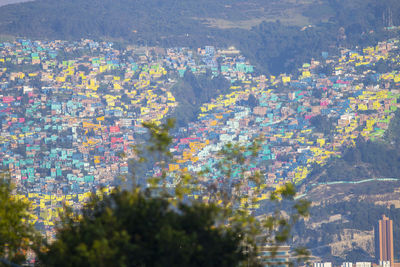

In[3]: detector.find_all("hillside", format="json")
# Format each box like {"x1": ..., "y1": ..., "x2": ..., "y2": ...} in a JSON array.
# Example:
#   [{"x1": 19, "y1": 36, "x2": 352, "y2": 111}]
[
  {"x1": 2, "y1": 0, "x2": 400, "y2": 262},
  {"x1": 0, "y1": 0, "x2": 314, "y2": 41},
  {"x1": 305, "y1": 109, "x2": 400, "y2": 185},
  {"x1": 1, "y1": 0, "x2": 400, "y2": 74},
  {"x1": 292, "y1": 109, "x2": 400, "y2": 263},
  {"x1": 294, "y1": 179, "x2": 400, "y2": 264}
]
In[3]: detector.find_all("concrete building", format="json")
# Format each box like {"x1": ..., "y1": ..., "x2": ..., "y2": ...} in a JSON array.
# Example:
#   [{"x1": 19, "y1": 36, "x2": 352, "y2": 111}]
[
  {"x1": 313, "y1": 262, "x2": 332, "y2": 267},
  {"x1": 342, "y1": 262, "x2": 353, "y2": 267},
  {"x1": 355, "y1": 262, "x2": 371, "y2": 267},
  {"x1": 376, "y1": 215, "x2": 395, "y2": 266},
  {"x1": 259, "y1": 246, "x2": 291, "y2": 267}
]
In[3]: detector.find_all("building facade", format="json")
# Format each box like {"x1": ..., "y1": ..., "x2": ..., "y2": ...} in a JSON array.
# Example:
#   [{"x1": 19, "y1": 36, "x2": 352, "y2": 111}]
[
  {"x1": 259, "y1": 246, "x2": 291, "y2": 267},
  {"x1": 377, "y1": 215, "x2": 395, "y2": 266}
]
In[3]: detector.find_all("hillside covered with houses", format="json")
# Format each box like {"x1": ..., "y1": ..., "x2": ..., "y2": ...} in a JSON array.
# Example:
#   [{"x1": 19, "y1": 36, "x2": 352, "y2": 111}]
[{"x1": 1, "y1": 37, "x2": 400, "y2": 259}]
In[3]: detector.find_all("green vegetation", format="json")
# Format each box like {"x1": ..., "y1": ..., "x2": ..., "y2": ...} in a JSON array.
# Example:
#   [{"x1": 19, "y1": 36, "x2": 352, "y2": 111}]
[
  {"x1": 238, "y1": 0, "x2": 400, "y2": 74},
  {"x1": 1, "y1": 0, "x2": 400, "y2": 74},
  {"x1": 171, "y1": 70, "x2": 230, "y2": 126},
  {"x1": 37, "y1": 191, "x2": 247, "y2": 267},
  {"x1": 309, "y1": 115, "x2": 337, "y2": 135},
  {"x1": 236, "y1": 22, "x2": 338, "y2": 75},
  {"x1": 384, "y1": 109, "x2": 400, "y2": 144},
  {"x1": 308, "y1": 110, "x2": 400, "y2": 183},
  {"x1": 0, "y1": 173, "x2": 39, "y2": 265}
]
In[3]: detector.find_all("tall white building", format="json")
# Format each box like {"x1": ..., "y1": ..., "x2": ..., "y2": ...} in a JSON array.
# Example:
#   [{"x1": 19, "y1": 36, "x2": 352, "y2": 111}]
[
  {"x1": 379, "y1": 260, "x2": 391, "y2": 267},
  {"x1": 313, "y1": 262, "x2": 332, "y2": 267},
  {"x1": 342, "y1": 262, "x2": 353, "y2": 267},
  {"x1": 355, "y1": 262, "x2": 372, "y2": 267}
]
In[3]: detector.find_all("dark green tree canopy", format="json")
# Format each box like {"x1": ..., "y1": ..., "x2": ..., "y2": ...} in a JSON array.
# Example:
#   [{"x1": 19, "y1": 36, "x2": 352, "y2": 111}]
[
  {"x1": 0, "y1": 176, "x2": 39, "y2": 265},
  {"x1": 37, "y1": 190, "x2": 247, "y2": 267}
]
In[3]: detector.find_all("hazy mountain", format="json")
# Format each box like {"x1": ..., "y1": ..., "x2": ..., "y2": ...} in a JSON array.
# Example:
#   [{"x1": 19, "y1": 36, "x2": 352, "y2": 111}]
[{"x1": 0, "y1": 0, "x2": 32, "y2": 7}]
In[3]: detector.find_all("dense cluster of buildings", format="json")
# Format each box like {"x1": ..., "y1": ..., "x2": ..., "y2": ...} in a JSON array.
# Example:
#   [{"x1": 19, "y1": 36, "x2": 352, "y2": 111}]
[
  {"x1": 168, "y1": 39, "x2": 400, "y2": 206},
  {"x1": 0, "y1": 39, "x2": 179, "y2": 231},
  {"x1": 1, "y1": 38, "x2": 400, "y2": 238},
  {"x1": 0, "y1": 39, "x2": 256, "y2": 233}
]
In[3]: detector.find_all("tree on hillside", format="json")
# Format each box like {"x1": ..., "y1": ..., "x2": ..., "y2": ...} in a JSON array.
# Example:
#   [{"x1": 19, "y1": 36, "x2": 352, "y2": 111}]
[
  {"x1": 0, "y1": 173, "x2": 39, "y2": 265},
  {"x1": 37, "y1": 190, "x2": 247, "y2": 267},
  {"x1": 37, "y1": 119, "x2": 310, "y2": 266},
  {"x1": 385, "y1": 109, "x2": 400, "y2": 145},
  {"x1": 171, "y1": 70, "x2": 230, "y2": 127}
]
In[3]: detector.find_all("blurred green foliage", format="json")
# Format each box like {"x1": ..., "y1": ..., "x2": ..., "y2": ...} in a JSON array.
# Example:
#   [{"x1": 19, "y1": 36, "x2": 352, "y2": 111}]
[{"x1": 0, "y1": 173, "x2": 39, "y2": 265}]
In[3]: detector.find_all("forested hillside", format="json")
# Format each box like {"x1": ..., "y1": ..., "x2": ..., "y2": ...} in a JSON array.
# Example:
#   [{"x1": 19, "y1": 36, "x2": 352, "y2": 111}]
[{"x1": 1, "y1": 0, "x2": 400, "y2": 74}]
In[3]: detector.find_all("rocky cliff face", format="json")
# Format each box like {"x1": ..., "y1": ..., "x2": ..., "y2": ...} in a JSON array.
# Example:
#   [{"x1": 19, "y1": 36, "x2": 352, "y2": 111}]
[{"x1": 330, "y1": 229, "x2": 374, "y2": 257}]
